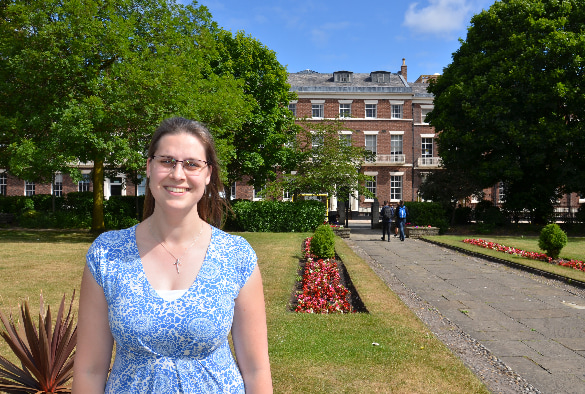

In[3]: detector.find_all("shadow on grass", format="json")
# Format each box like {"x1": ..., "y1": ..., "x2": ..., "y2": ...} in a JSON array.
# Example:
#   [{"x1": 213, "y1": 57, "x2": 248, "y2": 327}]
[{"x1": 0, "y1": 229, "x2": 96, "y2": 244}]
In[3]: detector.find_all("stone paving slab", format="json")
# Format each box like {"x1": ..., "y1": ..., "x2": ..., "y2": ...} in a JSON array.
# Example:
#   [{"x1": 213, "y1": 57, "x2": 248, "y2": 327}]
[{"x1": 344, "y1": 220, "x2": 585, "y2": 394}]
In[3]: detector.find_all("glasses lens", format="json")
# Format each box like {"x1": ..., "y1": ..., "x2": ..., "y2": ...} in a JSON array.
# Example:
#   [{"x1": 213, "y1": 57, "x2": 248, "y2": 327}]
[
  {"x1": 156, "y1": 157, "x2": 175, "y2": 169},
  {"x1": 183, "y1": 160, "x2": 206, "y2": 173}
]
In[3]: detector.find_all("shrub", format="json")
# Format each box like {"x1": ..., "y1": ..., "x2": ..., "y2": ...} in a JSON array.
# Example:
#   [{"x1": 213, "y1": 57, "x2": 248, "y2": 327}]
[
  {"x1": 309, "y1": 224, "x2": 335, "y2": 259},
  {"x1": 538, "y1": 223, "x2": 567, "y2": 259},
  {"x1": 0, "y1": 293, "x2": 77, "y2": 393},
  {"x1": 227, "y1": 200, "x2": 324, "y2": 232},
  {"x1": 403, "y1": 201, "x2": 449, "y2": 233}
]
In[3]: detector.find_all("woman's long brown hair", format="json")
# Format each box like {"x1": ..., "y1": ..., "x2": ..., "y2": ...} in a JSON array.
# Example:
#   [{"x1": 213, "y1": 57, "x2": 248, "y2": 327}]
[{"x1": 142, "y1": 117, "x2": 228, "y2": 228}]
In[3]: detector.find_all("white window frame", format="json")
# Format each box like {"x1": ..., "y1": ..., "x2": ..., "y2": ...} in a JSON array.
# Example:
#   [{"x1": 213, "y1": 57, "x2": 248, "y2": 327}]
[
  {"x1": 365, "y1": 103, "x2": 377, "y2": 118},
  {"x1": 421, "y1": 137, "x2": 433, "y2": 158},
  {"x1": 420, "y1": 105, "x2": 434, "y2": 124},
  {"x1": 53, "y1": 173, "x2": 63, "y2": 197},
  {"x1": 390, "y1": 173, "x2": 403, "y2": 201},
  {"x1": 390, "y1": 101, "x2": 404, "y2": 119},
  {"x1": 339, "y1": 103, "x2": 351, "y2": 118},
  {"x1": 78, "y1": 173, "x2": 91, "y2": 192},
  {"x1": 288, "y1": 102, "x2": 297, "y2": 117},
  {"x1": 0, "y1": 171, "x2": 6, "y2": 195},
  {"x1": 311, "y1": 100, "x2": 325, "y2": 119},
  {"x1": 25, "y1": 180, "x2": 35, "y2": 196}
]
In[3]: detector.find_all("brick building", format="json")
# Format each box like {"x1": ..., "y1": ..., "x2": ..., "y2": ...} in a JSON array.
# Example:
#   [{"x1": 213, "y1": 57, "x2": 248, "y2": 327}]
[
  {"x1": 0, "y1": 164, "x2": 143, "y2": 199},
  {"x1": 234, "y1": 59, "x2": 439, "y2": 215}
]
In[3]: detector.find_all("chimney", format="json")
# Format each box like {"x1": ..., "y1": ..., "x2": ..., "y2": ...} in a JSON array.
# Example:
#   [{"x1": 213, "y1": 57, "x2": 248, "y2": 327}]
[{"x1": 401, "y1": 58, "x2": 407, "y2": 82}]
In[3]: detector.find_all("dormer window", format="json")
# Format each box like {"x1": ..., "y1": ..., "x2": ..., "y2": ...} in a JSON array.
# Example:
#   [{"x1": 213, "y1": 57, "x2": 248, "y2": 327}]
[
  {"x1": 333, "y1": 71, "x2": 353, "y2": 83},
  {"x1": 371, "y1": 71, "x2": 390, "y2": 83}
]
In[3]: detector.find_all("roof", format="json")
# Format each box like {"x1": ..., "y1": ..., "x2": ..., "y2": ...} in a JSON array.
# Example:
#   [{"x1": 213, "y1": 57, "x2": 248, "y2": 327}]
[{"x1": 288, "y1": 71, "x2": 410, "y2": 93}]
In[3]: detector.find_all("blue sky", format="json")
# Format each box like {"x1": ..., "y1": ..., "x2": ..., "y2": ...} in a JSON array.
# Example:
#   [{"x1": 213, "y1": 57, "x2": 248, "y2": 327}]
[{"x1": 188, "y1": 0, "x2": 495, "y2": 81}]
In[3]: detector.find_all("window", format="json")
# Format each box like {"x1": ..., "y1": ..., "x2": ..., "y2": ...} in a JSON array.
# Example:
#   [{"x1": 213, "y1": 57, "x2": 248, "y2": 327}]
[
  {"x1": 391, "y1": 104, "x2": 403, "y2": 119},
  {"x1": 498, "y1": 182, "x2": 506, "y2": 203},
  {"x1": 339, "y1": 133, "x2": 351, "y2": 147},
  {"x1": 365, "y1": 134, "x2": 377, "y2": 158},
  {"x1": 110, "y1": 177, "x2": 123, "y2": 196},
  {"x1": 366, "y1": 176, "x2": 377, "y2": 195},
  {"x1": 312, "y1": 133, "x2": 324, "y2": 149},
  {"x1": 339, "y1": 103, "x2": 351, "y2": 118},
  {"x1": 231, "y1": 182, "x2": 237, "y2": 200},
  {"x1": 53, "y1": 174, "x2": 63, "y2": 197},
  {"x1": 288, "y1": 103, "x2": 297, "y2": 117},
  {"x1": 253, "y1": 186, "x2": 265, "y2": 200},
  {"x1": 421, "y1": 138, "x2": 433, "y2": 157},
  {"x1": 421, "y1": 107, "x2": 433, "y2": 123},
  {"x1": 391, "y1": 135, "x2": 403, "y2": 156},
  {"x1": 0, "y1": 172, "x2": 6, "y2": 195},
  {"x1": 365, "y1": 104, "x2": 377, "y2": 118},
  {"x1": 137, "y1": 175, "x2": 147, "y2": 196},
  {"x1": 334, "y1": 71, "x2": 352, "y2": 82},
  {"x1": 25, "y1": 181, "x2": 35, "y2": 196},
  {"x1": 390, "y1": 176, "x2": 402, "y2": 201},
  {"x1": 78, "y1": 174, "x2": 90, "y2": 192},
  {"x1": 312, "y1": 103, "x2": 324, "y2": 118}
]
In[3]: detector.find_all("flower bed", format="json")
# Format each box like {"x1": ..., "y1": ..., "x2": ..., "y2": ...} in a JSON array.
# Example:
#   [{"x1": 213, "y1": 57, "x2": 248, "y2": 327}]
[
  {"x1": 294, "y1": 237, "x2": 353, "y2": 314},
  {"x1": 463, "y1": 238, "x2": 585, "y2": 273}
]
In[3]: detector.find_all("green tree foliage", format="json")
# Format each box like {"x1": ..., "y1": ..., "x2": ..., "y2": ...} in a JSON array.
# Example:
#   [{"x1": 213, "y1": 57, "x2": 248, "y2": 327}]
[
  {"x1": 418, "y1": 168, "x2": 484, "y2": 225},
  {"x1": 0, "y1": 0, "x2": 251, "y2": 232},
  {"x1": 538, "y1": 223, "x2": 567, "y2": 259},
  {"x1": 427, "y1": 0, "x2": 585, "y2": 224},
  {"x1": 266, "y1": 119, "x2": 375, "y2": 202},
  {"x1": 212, "y1": 30, "x2": 298, "y2": 191}
]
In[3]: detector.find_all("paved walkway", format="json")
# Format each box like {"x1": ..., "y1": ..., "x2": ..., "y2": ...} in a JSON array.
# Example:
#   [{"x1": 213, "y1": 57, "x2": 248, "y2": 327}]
[{"x1": 344, "y1": 219, "x2": 585, "y2": 394}]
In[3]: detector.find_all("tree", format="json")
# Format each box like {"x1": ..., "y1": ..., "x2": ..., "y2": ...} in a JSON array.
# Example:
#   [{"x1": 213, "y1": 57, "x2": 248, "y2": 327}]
[
  {"x1": 427, "y1": 0, "x2": 585, "y2": 224},
  {"x1": 211, "y1": 30, "x2": 298, "y2": 192},
  {"x1": 264, "y1": 119, "x2": 375, "y2": 202},
  {"x1": 0, "y1": 0, "x2": 252, "y2": 232},
  {"x1": 418, "y1": 168, "x2": 483, "y2": 225}
]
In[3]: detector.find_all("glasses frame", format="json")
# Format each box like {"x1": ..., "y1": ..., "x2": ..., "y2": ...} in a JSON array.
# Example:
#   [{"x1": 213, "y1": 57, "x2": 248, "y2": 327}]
[{"x1": 150, "y1": 155, "x2": 209, "y2": 175}]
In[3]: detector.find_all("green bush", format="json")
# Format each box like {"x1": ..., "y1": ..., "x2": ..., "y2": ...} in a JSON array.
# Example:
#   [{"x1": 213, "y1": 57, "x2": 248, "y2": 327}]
[
  {"x1": 227, "y1": 200, "x2": 325, "y2": 232},
  {"x1": 473, "y1": 200, "x2": 507, "y2": 226},
  {"x1": 403, "y1": 201, "x2": 449, "y2": 234},
  {"x1": 453, "y1": 206, "x2": 472, "y2": 225},
  {"x1": 538, "y1": 223, "x2": 567, "y2": 259},
  {"x1": 310, "y1": 224, "x2": 335, "y2": 259}
]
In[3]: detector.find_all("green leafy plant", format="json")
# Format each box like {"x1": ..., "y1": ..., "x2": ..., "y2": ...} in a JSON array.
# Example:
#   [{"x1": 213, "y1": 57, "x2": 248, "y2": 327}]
[
  {"x1": 309, "y1": 224, "x2": 335, "y2": 259},
  {"x1": 0, "y1": 292, "x2": 77, "y2": 393},
  {"x1": 538, "y1": 224, "x2": 568, "y2": 259}
]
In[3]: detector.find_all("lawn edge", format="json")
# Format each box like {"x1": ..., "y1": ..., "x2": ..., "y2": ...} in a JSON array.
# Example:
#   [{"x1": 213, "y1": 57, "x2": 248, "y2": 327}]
[{"x1": 421, "y1": 237, "x2": 585, "y2": 289}]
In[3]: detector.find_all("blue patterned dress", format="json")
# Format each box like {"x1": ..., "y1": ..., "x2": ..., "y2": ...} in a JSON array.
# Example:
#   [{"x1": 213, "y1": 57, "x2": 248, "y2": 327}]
[{"x1": 86, "y1": 225, "x2": 257, "y2": 393}]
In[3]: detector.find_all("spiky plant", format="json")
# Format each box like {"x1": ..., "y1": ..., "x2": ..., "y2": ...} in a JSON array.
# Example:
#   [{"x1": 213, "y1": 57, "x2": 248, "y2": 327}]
[{"x1": 0, "y1": 292, "x2": 77, "y2": 393}]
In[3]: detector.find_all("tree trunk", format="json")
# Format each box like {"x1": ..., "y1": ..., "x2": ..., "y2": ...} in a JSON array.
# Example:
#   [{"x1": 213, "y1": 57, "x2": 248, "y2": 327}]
[{"x1": 92, "y1": 160, "x2": 105, "y2": 233}]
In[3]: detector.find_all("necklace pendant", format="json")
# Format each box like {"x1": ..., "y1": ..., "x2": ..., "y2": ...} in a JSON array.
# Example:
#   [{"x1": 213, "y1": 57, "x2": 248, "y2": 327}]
[{"x1": 174, "y1": 259, "x2": 181, "y2": 274}]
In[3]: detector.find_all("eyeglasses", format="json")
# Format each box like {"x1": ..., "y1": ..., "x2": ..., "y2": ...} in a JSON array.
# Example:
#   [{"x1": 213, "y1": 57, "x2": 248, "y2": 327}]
[{"x1": 151, "y1": 155, "x2": 208, "y2": 175}]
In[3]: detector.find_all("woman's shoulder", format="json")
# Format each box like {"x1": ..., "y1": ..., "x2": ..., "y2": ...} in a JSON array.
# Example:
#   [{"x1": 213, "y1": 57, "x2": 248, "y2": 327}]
[
  {"x1": 210, "y1": 226, "x2": 254, "y2": 253},
  {"x1": 90, "y1": 225, "x2": 137, "y2": 250}
]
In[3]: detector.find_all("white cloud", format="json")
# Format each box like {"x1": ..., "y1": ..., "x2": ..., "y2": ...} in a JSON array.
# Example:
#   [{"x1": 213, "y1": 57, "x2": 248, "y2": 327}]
[{"x1": 403, "y1": 0, "x2": 475, "y2": 36}]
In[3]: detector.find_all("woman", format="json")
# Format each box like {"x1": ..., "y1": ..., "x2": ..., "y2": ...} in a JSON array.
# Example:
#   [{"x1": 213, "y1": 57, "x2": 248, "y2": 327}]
[{"x1": 73, "y1": 117, "x2": 272, "y2": 393}]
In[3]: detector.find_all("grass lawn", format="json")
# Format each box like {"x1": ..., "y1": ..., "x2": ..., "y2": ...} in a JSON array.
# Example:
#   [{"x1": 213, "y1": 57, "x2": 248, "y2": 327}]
[
  {"x1": 425, "y1": 235, "x2": 585, "y2": 283},
  {"x1": 0, "y1": 230, "x2": 489, "y2": 393}
]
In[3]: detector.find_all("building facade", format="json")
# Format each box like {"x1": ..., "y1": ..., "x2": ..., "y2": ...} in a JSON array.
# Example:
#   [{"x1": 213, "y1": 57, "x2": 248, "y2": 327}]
[{"x1": 283, "y1": 59, "x2": 439, "y2": 215}]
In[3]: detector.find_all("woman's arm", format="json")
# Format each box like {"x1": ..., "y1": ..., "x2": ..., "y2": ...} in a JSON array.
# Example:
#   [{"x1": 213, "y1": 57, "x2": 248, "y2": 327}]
[
  {"x1": 231, "y1": 265, "x2": 273, "y2": 393},
  {"x1": 72, "y1": 266, "x2": 114, "y2": 393}
]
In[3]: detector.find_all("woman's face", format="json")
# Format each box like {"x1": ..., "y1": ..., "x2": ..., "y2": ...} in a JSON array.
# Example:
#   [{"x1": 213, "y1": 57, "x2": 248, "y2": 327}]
[{"x1": 146, "y1": 132, "x2": 212, "y2": 215}]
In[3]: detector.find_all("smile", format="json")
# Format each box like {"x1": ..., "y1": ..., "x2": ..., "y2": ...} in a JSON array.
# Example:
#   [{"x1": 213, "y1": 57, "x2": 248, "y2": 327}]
[{"x1": 165, "y1": 186, "x2": 190, "y2": 193}]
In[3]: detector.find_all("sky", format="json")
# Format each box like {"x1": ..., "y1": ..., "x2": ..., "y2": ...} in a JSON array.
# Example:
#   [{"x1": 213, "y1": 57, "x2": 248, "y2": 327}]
[{"x1": 185, "y1": 0, "x2": 495, "y2": 82}]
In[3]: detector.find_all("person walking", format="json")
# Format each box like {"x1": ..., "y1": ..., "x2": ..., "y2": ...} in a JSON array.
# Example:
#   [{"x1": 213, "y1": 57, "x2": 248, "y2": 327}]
[
  {"x1": 380, "y1": 201, "x2": 393, "y2": 241},
  {"x1": 397, "y1": 200, "x2": 409, "y2": 241}
]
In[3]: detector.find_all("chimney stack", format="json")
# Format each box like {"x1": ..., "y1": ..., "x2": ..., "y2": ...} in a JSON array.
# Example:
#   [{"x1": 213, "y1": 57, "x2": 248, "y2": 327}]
[{"x1": 401, "y1": 58, "x2": 407, "y2": 82}]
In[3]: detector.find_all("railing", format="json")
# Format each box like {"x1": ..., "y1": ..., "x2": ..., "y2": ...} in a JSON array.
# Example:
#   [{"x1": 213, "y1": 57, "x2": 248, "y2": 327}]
[
  {"x1": 373, "y1": 154, "x2": 406, "y2": 164},
  {"x1": 418, "y1": 156, "x2": 442, "y2": 167}
]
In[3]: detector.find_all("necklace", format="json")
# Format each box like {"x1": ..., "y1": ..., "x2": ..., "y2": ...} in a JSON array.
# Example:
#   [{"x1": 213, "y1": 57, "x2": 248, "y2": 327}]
[{"x1": 149, "y1": 221, "x2": 204, "y2": 274}]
